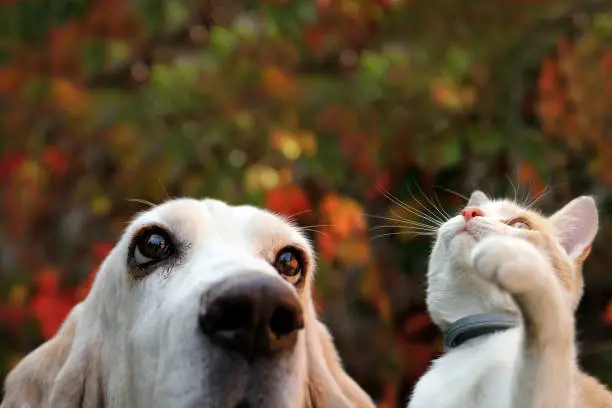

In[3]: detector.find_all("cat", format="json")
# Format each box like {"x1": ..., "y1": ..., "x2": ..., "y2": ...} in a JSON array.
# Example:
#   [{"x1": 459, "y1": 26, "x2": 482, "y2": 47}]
[{"x1": 407, "y1": 190, "x2": 612, "y2": 408}]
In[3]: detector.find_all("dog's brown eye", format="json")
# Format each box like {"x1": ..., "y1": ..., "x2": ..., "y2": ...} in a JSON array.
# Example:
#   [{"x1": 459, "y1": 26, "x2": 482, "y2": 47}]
[
  {"x1": 131, "y1": 227, "x2": 175, "y2": 268},
  {"x1": 274, "y1": 247, "x2": 304, "y2": 285}
]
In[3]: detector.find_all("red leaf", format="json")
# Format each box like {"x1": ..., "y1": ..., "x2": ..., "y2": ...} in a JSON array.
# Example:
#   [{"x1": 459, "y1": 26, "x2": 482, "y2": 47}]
[
  {"x1": 91, "y1": 242, "x2": 114, "y2": 261},
  {"x1": 0, "y1": 305, "x2": 26, "y2": 334},
  {"x1": 34, "y1": 267, "x2": 61, "y2": 295},
  {"x1": 29, "y1": 293, "x2": 74, "y2": 340},
  {"x1": 366, "y1": 171, "x2": 391, "y2": 200},
  {"x1": 43, "y1": 147, "x2": 69, "y2": 175},
  {"x1": 264, "y1": 185, "x2": 311, "y2": 218},
  {"x1": 0, "y1": 151, "x2": 26, "y2": 182},
  {"x1": 75, "y1": 266, "x2": 99, "y2": 301}
]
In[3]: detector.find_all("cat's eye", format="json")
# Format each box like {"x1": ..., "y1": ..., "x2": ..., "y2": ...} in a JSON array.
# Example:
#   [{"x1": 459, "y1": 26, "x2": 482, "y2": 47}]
[{"x1": 508, "y1": 218, "x2": 530, "y2": 230}]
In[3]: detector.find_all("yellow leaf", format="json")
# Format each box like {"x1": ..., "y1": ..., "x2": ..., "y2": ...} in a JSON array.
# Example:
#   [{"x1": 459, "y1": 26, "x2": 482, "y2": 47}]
[
  {"x1": 91, "y1": 195, "x2": 111, "y2": 215},
  {"x1": 244, "y1": 164, "x2": 280, "y2": 192},
  {"x1": 8, "y1": 284, "x2": 28, "y2": 306},
  {"x1": 298, "y1": 130, "x2": 318, "y2": 156},
  {"x1": 280, "y1": 137, "x2": 302, "y2": 160}
]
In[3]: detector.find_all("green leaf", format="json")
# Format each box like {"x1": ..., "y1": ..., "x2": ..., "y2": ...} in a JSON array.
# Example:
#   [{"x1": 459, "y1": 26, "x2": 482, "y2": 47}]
[
  {"x1": 210, "y1": 27, "x2": 238, "y2": 55},
  {"x1": 82, "y1": 41, "x2": 107, "y2": 75},
  {"x1": 139, "y1": 0, "x2": 165, "y2": 36},
  {"x1": 466, "y1": 127, "x2": 506, "y2": 154},
  {"x1": 439, "y1": 136, "x2": 462, "y2": 167},
  {"x1": 593, "y1": 12, "x2": 612, "y2": 37}
]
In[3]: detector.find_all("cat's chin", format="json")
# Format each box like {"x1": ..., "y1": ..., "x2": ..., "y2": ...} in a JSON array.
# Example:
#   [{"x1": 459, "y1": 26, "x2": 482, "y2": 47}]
[{"x1": 446, "y1": 230, "x2": 479, "y2": 264}]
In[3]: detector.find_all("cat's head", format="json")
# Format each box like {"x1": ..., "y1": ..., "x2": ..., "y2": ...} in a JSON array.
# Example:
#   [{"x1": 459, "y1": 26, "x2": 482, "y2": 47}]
[{"x1": 426, "y1": 190, "x2": 598, "y2": 328}]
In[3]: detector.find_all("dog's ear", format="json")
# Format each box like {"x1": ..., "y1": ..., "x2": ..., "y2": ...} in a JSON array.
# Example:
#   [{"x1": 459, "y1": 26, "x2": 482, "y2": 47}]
[
  {"x1": 1, "y1": 304, "x2": 105, "y2": 408},
  {"x1": 305, "y1": 308, "x2": 375, "y2": 408}
]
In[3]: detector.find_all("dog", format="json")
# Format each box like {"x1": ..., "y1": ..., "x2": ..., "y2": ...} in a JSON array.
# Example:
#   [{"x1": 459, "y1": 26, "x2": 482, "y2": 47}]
[{"x1": 1, "y1": 198, "x2": 375, "y2": 408}]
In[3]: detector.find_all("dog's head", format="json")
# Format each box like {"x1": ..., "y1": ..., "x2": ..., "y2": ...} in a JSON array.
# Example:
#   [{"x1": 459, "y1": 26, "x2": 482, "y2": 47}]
[{"x1": 1, "y1": 198, "x2": 374, "y2": 408}]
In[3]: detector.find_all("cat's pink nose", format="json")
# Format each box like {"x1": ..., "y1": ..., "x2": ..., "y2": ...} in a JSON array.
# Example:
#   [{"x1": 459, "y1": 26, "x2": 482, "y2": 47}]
[{"x1": 461, "y1": 207, "x2": 483, "y2": 222}]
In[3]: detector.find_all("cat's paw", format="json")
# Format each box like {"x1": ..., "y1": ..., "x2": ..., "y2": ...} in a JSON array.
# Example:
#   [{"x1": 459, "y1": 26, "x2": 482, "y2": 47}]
[{"x1": 470, "y1": 235, "x2": 549, "y2": 295}]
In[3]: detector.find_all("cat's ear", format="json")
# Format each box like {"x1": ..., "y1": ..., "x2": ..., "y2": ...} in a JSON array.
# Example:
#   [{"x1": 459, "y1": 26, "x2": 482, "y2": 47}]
[
  {"x1": 549, "y1": 196, "x2": 598, "y2": 261},
  {"x1": 467, "y1": 190, "x2": 488, "y2": 207}
]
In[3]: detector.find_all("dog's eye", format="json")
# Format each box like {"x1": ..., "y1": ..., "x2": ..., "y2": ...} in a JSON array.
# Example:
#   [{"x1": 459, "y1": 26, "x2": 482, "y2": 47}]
[
  {"x1": 274, "y1": 247, "x2": 304, "y2": 285},
  {"x1": 131, "y1": 227, "x2": 175, "y2": 268}
]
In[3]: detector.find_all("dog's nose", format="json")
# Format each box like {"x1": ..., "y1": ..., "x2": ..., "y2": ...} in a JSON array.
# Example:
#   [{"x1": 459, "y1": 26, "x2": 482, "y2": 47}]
[{"x1": 199, "y1": 273, "x2": 304, "y2": 362}]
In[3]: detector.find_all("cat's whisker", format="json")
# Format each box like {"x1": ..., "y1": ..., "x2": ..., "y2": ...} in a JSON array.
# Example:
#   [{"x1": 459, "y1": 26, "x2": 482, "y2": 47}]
[
  {"x1": 407, "y1": 183, "x2": 448, "y2": 225},
  {"x1": 434, "y1": 185, "x2": 468, "y2": 202},
  {"x1": 433, "y1": 190, "x2": 452, "y2": 219},
  {"x1": 389, "y1": 208, "x2": 442, "y2": 227},
  {"x1": 505, "y1": 175, "x2": 519, "y2": 202},
  {"x1": 364, "y1": 213, "x2": 441, "y2": 230},
  {"x1": 414, "y1": 183, "x2": 451, "y2": 223},
  {"x1": 376, "y1": 185, "x2": 437, "y2": 222},
  {"x1": 525, "y1": 186, "x2": 550, "y2": 210},
  {"x1": 378, "y1": 187, "x2": 445, "y2": 228},
  {"x1": 368, "y1": 224, "x2": 439, "y2": 232},
  {"x1": 369, "y1": 231, "x2": 436, "y2": 241}
]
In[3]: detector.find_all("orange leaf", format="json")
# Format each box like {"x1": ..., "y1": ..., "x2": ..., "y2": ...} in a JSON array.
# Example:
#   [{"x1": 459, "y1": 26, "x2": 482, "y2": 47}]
[
  {"x1": 321, "y1": 193, "x2": 366, "y2": 239},
  {"x1": 315, "y1": 229, "x2": 337, "y2": 261},
  {"x1": 261, "y1": 66, "x2": 297, "y2": 101},
  {"x1": 51, "y1": 79, "x2": 91, "y2": 116},
  {"x1": 603, "y1": 300, "x2": 612, "y2": 325},
  {"x1": 0, "y1": 65, "x2": 25, "y2": 94}
]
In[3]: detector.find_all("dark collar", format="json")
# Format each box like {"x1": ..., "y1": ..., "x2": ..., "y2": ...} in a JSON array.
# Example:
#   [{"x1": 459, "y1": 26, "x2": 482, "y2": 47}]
[{"x1": 443, "y1": 313, "x2": 519, "y2": 351}]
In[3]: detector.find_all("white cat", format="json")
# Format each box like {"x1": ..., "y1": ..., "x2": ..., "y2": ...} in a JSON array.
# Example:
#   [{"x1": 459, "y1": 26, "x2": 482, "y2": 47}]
[{"x1": 408, "y1": 190, "x2": 612, "y2": 408}]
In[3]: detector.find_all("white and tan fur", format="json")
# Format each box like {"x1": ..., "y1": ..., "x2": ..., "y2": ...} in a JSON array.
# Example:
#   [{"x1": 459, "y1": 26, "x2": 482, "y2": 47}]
[
  {"x1": 1, "y1": 198, "x2": 375, "y2": 408},
  {"x1": 408, "y1": 190, "x2": 612, "y2": 408}
]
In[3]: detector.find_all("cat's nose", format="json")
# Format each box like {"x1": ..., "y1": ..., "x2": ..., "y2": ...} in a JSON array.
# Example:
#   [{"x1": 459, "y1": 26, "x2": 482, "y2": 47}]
[{"x1": 461, "y1": 207, "x2": 483, "y2": 222}]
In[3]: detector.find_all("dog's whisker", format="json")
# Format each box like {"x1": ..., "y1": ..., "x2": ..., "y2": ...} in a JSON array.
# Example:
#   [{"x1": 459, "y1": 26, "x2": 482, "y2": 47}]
[
  {"x1": 156, "y1": 178, "x2": 172, "y2": 201},
  {"x1": 299, "y1": 224, "x2": 333, "y2": 230},
  {"x1": 126, "y1": 198, "x2": 158, "y2": 208},
  {"x1": 287, "y1": 208, "x2": 313, "y2": 221},
  {"x1": 300, "y1": 228, "x2": 331, "y2": 237}
]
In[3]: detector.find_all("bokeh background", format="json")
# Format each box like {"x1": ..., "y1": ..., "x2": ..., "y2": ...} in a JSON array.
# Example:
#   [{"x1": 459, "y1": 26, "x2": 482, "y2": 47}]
[{"x1": 2, "y1": 0, "x2": 612, "y2": 406}]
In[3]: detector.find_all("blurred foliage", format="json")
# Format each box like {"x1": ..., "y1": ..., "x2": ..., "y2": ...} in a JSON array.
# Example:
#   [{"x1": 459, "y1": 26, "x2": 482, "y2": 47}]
[{"x1": 2, "y1": 0, "x2": 612, "y2": 406}]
